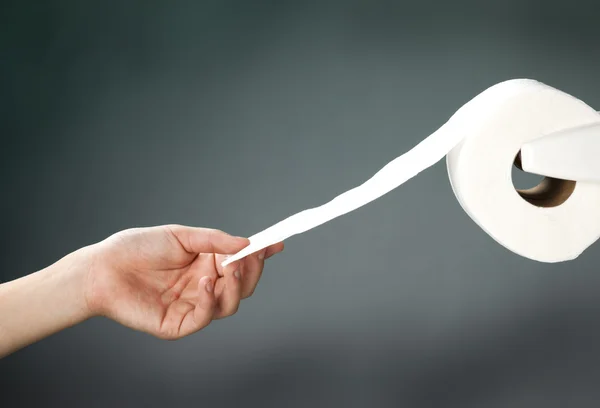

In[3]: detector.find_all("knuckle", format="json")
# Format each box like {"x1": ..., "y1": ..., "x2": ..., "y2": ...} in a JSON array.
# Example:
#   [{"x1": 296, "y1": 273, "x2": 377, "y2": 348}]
[{"x1": 209, "y1": 228, "x2": 225, "y2": 238}]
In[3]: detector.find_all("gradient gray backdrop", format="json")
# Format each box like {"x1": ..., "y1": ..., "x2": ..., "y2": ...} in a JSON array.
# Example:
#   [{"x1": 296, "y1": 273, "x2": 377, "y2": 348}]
[{"x1": 2, "y1": 0, "x2": 600, "y2": 407}]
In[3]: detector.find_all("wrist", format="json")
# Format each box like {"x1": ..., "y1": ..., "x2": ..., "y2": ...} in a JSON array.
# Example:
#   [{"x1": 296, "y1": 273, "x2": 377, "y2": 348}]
[
  {"x1": 71, "y1": 243, "x2": 105, "y2": 319},
  {"x1": 47, "y1": 245, "x2": 98, "y2": 323},
  {"x1": 80, "y1": 241, "x2": 113, "y2": 318}
]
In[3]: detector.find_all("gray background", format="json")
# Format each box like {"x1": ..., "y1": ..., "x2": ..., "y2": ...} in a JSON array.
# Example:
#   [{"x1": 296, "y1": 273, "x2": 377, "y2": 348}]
[{"x1": 2, "y1": 0, "x2": 600, "y2": 407}]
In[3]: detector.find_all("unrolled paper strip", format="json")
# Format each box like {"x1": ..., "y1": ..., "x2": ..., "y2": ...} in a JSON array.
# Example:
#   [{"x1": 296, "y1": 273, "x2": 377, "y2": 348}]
[
  {"x1": 223, "y1": 79, "x2": 600, "y2": 266},
  {"x1": 222, "y1": 122, "x2": 461, "y2": 267}
]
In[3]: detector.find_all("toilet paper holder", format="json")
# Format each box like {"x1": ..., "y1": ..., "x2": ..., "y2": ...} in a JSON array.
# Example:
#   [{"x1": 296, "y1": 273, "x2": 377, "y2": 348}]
[{"x1": 520, "y1": 118, "x2": 600, "y2": 183}]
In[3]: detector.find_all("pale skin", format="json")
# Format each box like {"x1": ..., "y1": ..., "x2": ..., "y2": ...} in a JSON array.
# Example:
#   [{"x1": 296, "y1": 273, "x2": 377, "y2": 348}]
[{"x1": 0, "y1": 225, "x2": 284, "y2": 358}]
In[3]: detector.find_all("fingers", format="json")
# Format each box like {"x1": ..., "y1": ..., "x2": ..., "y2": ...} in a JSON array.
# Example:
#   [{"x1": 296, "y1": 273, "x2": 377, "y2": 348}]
[
  {"x1": 241, "y1": 249, "x2": 265, "y2": 299},
  {"x1": 265, "y1": 241, "x2": 285, "y2": 259},
  {"x1": 178, "y1": 276, "x2": 217, "y2": 337},
  {"x1": 168, "y1": 225, "x2": 249, "y2": 255},
  {"x1": 231, "y1": 242, "x2": 285, "y2": 298},
  {"x1": 175, "y1": 242, "x2": 285, "y2": 336},
  {"x1": 213, "y1": 263, "x2": 243, "y2": 320}
]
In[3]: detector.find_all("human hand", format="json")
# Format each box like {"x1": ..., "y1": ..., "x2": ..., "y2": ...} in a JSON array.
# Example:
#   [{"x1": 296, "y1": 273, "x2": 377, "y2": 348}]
[{"x1": 85, "y1": 225, "x2": 283, "y2": 339}]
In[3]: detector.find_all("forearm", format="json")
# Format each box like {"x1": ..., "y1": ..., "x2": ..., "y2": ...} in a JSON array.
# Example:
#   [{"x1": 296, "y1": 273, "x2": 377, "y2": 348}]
[{"x1": 0, "y1": 248, "x2": 94, "y2": 357}]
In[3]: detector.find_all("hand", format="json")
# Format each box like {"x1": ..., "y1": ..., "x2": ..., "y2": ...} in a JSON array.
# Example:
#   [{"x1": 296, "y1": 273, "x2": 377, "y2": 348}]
[{"x1": 85, "y1": 225, "x2": 283, "y2": 340}]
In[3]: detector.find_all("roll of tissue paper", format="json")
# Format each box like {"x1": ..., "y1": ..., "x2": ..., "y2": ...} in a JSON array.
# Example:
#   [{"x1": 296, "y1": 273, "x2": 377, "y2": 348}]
[{"x1": 223, "y1": 79, "x2": 600, "y2": 266}]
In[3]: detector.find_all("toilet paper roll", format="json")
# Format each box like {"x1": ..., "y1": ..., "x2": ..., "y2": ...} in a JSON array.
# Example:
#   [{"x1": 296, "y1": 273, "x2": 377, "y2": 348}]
[
  {"x1": 447, "y1": 79, "x2": 600, "y2": 262},
  {"x1": 222, "y1": 79, "x2": 600, "y2": 266}
]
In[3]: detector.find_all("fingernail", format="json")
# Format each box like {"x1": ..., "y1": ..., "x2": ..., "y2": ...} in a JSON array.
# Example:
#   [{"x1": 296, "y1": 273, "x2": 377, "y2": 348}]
[
  {"x1": 201, "y1": 277, "x2": 213, "y2": 293},
  {"x1": 258, "y1": 250, "x2": 265, "y2": 260},
  {"x1": 234, "y1": 269, "x2": 241, "y2": 280}
]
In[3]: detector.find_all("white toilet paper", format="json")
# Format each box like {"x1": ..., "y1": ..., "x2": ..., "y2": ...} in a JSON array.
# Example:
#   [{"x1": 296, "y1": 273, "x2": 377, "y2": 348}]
[
  {"x1": 223, "y1": 79, "x2": 600, "y2": 266},
  {"x1": 447, "y1": 79, "x2": 600, "y2": 262}
]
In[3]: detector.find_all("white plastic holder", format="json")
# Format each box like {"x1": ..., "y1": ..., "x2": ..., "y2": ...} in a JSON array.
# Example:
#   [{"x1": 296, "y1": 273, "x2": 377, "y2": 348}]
[{"x1": 520, "y1": 117, "x2": 600, "y2": 183}]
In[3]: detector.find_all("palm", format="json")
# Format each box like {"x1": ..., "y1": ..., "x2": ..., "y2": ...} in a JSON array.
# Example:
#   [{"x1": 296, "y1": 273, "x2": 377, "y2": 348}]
[{"x1": 88, "y1": 226, "x2": 283, "y2": 339}]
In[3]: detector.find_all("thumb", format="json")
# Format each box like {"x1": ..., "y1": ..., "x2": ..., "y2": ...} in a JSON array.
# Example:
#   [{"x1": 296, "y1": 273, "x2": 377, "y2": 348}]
[{"x1": 168, "y1": 225, "x2": 249, "y2": 254}]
